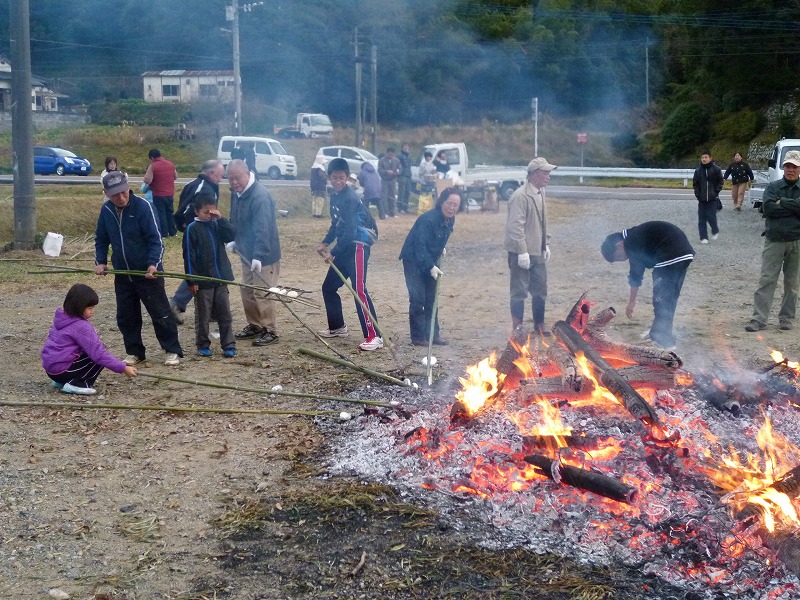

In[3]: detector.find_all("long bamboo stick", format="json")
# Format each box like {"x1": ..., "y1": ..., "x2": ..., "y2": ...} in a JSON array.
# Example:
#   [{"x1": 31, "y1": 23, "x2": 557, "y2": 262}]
[
  {"x1": 277, "y1": 294, "x2": 355, "y2": 364},
  {"x1": 137, "y1": 372, "x2": 398, "y2": 407},
  {"x1": 298, "y1": 347, "x2": 410, "y2": 388},
  {"x1": 0, "y1": 399, "x2": 341, "y2": 418},
  {"x1": 28, "y1": 266, "x2": 319, "y2": 308}
]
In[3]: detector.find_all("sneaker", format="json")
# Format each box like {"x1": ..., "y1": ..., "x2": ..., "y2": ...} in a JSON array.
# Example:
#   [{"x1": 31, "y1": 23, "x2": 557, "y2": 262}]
[
  {"x1": 124, "y1": 355, "x2": 144, "y2": 366},
  {"x1": 700, "y1": 239, "x2": 709, "y2": 244},
  {"x1": 197, "y1": 348, "x2": 213, "y2": 357},
  {"x1": 50, "y1": 380, "x2": 65, "y2": 389},
  {"x1": 169, "y1": 300, "x2": 185, "y2": 325},
  {"x1": 744, "y1": 320, "x2": 767, "y2": 332},
  {"x1": 318, "y1": 325, "x2": 349, "y2": 338},
  {"x1": 779, "y1": 320, "x2": 794, "y2": 331},
  {"x1": 164, "y1": 352, "x2": 181, "y2": 366},
  {"x1": 61, "y1": 383, "x2": 97, "y2": 395},
  {"x1": 711, "y1": 233, "x2": 719, "y2": 240},
  {"x1": 223, "y1": 348, "x2": 237, "y2": 358},
  {"x1": 359, "y1": 336, "x2": 384, "y2": 351},
  {"x1": 253, "y1": 331, "x2": 278, "y2": 346},
  {"x1": 235, "y1": 324, "x2": 264, "y2": 339},
  {"x1": 640, "y1": 329, "x2": 651, "y2": 340}
]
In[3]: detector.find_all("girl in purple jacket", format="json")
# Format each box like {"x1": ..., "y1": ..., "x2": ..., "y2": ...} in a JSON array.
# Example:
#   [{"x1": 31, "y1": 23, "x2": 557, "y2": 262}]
[{"x1": 41, "y1": 284, "x2": 138, "y2": 395}]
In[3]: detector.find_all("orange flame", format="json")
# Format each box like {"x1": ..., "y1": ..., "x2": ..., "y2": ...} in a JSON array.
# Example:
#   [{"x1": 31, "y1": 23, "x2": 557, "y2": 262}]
[
  {"x1": 573, "y1": 352, "x2": 622, "y2": 409},
  {"x1": 770, "y1": 349, "x2": 800, "y2": 374},
  {"x1": 455, "y1": 355, "x2": 505, "y2": 417}
]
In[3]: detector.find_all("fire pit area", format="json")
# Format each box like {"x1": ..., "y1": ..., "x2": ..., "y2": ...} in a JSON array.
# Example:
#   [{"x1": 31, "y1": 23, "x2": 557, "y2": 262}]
[{"x1": 324, "y1": 295, "x2": 800, "y2": 599}]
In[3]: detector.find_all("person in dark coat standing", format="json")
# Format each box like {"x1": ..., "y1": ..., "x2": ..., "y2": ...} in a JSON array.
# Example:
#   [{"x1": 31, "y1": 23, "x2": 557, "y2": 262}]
[
  {"x1": 723, "y1": 152, "x2": 755, "y2": 211},
  {"x1": 310, "y1": 159, "x2": 328, "y2": 218},
  {"x1": 399, "y1": 187, "x2": 460, "y2": 346},
  {"x1": 397, "y1": 143, "x2": 413, "y2": 214},
  {"x1": 601, "y1": 221, "x2": 695, "y2": 350},
  {"x1": 358, "y1": 162, "x2": 382, "y2": 218},
  {"x1": 692, "y1": 151, "x2": 724, "y2": 244}
]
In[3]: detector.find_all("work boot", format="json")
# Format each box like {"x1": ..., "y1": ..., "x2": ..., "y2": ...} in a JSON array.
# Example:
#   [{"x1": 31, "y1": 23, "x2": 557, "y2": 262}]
[
  {"x1": 512, "y1": 317, "x2": 523, "y2": 330},
  {"x1": 534, "y1": 323, "x2": 552, "y2": 337}
]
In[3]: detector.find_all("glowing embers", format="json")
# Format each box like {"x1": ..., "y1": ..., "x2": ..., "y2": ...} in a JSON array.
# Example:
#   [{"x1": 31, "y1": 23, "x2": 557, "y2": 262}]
[
  {"x1": 700, "y1": 413, "x2": 800, "y2": 533},
  {"x1": 450, "y1": 354, "x2": 505, "y2": 422}
]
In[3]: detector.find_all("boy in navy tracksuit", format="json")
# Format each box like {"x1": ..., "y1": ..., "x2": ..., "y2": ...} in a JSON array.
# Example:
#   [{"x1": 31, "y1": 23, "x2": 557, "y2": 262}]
[
  {"x1": 183, "y1": 191, "x2": 237, "y2": 357},
  {"x1": 316, "y1": 158, "x2": 382, "y2": 351}
]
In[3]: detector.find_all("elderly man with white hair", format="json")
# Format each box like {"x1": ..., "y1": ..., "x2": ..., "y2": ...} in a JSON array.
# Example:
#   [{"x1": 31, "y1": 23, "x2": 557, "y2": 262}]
[{"x1": 504, "y1": 157, "x2": 557, "y2": 336}]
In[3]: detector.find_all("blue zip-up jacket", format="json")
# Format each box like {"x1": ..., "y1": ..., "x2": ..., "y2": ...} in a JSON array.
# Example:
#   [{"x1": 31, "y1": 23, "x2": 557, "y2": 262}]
[
  {"x1": 322, "y1": 185, "x2": 377, "y2": 256},
  {"x1": 95, "y1": 193, "x2": 164, "y2": 273},
  {"x1": 399, "y1": 207, "x2": 454, "y2": 274},
  {"x1": 692, "y1": 162, "x2": 723, "y2": 203},
  {"x1": 183, "y1": 217, "x2": 235, "y2": 288}
]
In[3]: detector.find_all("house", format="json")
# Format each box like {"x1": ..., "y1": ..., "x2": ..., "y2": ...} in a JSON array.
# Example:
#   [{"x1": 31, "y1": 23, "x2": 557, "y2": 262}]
[
  {"x1": 0, "y1": 56, "x2": 66, "y2": 112},
  {"x1": 141, "y1": 70, "x2": 235, "y2": 103}
]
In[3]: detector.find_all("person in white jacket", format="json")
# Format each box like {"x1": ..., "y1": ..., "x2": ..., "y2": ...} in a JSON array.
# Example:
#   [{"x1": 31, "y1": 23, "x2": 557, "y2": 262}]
[{"x1": 503, "y1": 157, "x2": 557, "y2": 335}]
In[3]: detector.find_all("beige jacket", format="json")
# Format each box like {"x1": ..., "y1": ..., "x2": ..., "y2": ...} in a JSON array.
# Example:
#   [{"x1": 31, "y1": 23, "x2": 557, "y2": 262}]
[{"x1": 504, "y1": 182, "x2": 549, "y2": 257}]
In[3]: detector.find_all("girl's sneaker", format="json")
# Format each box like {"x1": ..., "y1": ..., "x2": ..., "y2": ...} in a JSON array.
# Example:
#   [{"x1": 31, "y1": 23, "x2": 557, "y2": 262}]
[
  {"x1": 50, "y1": 380, "x2": 65, "y2": 389},
  {"x1": 358, "y1": 336, "x2": 384, "y2": 351},
  {"x1": 223, "y1": 348, "x2": 237, "y2": 358},
  {"x1": 61, "y1": 383, "x2": 97, "y2": 395},
  {"x1": 197, "y1": 348, "x2": 213, "y2": 357}
]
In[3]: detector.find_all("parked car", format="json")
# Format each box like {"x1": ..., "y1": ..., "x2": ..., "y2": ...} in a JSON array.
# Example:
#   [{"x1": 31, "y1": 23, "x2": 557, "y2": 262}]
[
  {"x1": 217, "y1": 136, "x2": 296, "y2": 180},
  {"x1": 314, "y1": 146, "x2": 378, "y2": 174},
  {"x1": 33, "y1": 146, "x2": 92, "y2": 176}
]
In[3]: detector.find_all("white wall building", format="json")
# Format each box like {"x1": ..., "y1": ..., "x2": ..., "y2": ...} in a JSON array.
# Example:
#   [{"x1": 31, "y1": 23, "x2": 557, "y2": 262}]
[
  {"x1": 0, "y1": 56, "x2": 65, "y2": 112},
  {"x1": 141, "y1": 70, "x2": 235, "y2": 103}
]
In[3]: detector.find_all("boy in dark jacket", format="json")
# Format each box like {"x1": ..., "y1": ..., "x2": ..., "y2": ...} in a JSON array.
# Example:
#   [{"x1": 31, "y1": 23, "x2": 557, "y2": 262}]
[
  {"x1": 317, "y1": 158, "x2": 383, "y2": 351},
  {"x1": 183, "y1": 191, "x2": 237, "y2": 357},
  {"x1": 692, "y1": 151, "x2": 724, "y2": 243}
]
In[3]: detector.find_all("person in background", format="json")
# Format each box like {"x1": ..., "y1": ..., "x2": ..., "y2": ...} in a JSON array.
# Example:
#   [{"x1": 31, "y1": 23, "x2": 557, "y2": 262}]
[
  {"x1": 317, "y1": 158, "x2": 382, "y2": 351},
  {"x1": 139, "y1": 182, "x2": 154, "y2": 205},
  {"x1": 378, "y1": 146, "x2": 401, "y2": 218},
  {"x1": 244, "y1": 142, "x2": 257, "y2": 177},
  {"x1": 228, "y1": 159, "x2": 282, "y2": 347},
  {"x1": 723, "y1": 151, "x2": 755, "y2": 212},
  {"x1": 418, "y1": 151, "x2": 437, "y2": 181},
  {"x1": 398, "y1": 143, "x2": 413, "y2": 214},
  {"x1": 183, "y1": 190, "x2": 237, "y2": 358},
  {"x1": 504, "y1": 157, "x2": 557, "y2": 336},
  {"x1": 143, "y1": 148, "x2": 178, "y2": 238},
  {"x1": 100, "y1": 156, "x2": 119, "y2": 199},
  {"x1": 433, "y1": 150, "x2": 450, "y2": 178},
  {"x1": 169, "y1": 159, "x2": 226, "y2": 324},
  {"x1": 310, "y1": 159, "x2": 328, "y2": 218},
  {"x1": 399, "y1": 187, "x2": 459, "y2": 346},
  {"x1": 601, "y1": 221, "x2": 694, "y2": 351},
  {"x1": 41, "y1": 283, "x2": 138, "y2": 395},
  {"x1": 745, "y1": 150, "x2": 800, "y2": 332},
  {"x1": 94, "y1": 171, "x2": 183, "y2": 366},
  {"x1": 358, "y1": 161, "x2": 383, "y2": 219},
  {"x1": 692, "y1": 150, "x2": 724, "y2": 244},
  {"x1": 230, "y1": 145, "x2": 245, "y2": 161}
]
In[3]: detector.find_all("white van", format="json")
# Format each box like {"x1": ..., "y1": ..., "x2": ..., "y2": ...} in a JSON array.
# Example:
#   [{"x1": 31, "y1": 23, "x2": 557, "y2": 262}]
[{"x1": 217, "y1": 136, "x2": 297, "y2": 180}]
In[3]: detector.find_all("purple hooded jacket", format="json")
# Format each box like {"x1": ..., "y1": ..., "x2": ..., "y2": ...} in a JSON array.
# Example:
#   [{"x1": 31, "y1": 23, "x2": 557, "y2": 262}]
[
  {"x1": 358, "y1": 162, "x2": 381, "y2": 200},
  {"x1": 41, "y1": 308, "x2": 126, "y2": 375}
]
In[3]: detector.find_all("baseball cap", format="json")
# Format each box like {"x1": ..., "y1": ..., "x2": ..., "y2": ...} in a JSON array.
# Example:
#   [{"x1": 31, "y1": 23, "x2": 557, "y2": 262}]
[
  {"x1": 102, "y1": 170, "x2": 129, "y2": 195},
  {"x1": 784, "y1": 151, "x2": 800, "y2": 167},
  {"x1": 527, "y1": 157, "x2": 557, "y2": 172}
]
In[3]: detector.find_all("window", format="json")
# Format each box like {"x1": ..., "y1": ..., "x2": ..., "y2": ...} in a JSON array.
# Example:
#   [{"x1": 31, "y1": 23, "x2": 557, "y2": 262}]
[
  {"x1": 255, "y1": 141, "x2": 271, "y2": 155},
  {"x1": 322, "y1": 148, "x2": 338, "y2": 158},
  {"x1": 221, "y1": 140, "x2": 235, "y2": 152},
  {"x1": 341, "y1": 148, "x2": 359, "y2": 160},
  {"x1": 162, "y1": 84, "x2": 179, "y2": 97},
  {"x1": 199, "y1": 84, "x2": 217, "y2": 97}
]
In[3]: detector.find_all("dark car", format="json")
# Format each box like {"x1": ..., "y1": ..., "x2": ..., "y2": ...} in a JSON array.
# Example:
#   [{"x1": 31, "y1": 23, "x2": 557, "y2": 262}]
[{"x1": 33, "y1": 146, "x2": 92, "y2": 176}]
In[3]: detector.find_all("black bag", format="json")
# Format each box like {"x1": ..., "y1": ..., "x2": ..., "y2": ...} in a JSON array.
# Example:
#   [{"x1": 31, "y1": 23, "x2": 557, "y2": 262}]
[{"x1": 716, "y1": 197, "x2": 723, "y2": 211}]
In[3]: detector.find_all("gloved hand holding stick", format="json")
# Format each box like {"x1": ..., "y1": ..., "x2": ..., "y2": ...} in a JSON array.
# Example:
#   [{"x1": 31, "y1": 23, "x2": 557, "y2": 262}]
[{"x1": 426, "y1": 260, "x2": 443, "y2": 386}]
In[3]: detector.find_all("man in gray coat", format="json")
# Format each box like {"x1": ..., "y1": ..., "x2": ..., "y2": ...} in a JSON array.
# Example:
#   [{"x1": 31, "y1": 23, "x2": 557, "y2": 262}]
[
  {"x1": 504, "y1": 157, "x2": 557, "y2": 336},
  {"x1": 227, "y1": 160, "x2": 282, "y2": 346}
]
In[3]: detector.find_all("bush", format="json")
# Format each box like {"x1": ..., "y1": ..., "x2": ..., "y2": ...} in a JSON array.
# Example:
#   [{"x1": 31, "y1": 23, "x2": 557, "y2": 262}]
[
  {"x1": 660, "y1": 101, "x2": 711, "y2": 161},
  {"x1": 89, "y1": 100, "x2": 191, "y2": 126},
  {"x1": 712, "y1": 108, "x2": 766, "y2": 144}
]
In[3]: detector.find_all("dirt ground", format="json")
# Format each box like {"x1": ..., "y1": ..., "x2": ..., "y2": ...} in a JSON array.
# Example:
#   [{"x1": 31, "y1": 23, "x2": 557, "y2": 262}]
[{"x1": 0, "y1": 188, "x2": 790, "y2": 599}]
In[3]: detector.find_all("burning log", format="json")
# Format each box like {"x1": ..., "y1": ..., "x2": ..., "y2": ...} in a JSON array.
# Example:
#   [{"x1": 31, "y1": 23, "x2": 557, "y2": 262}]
[
  {"x1": 521, "y1": 366, "x2": 677, "y2": 400},
  {"x1": 584, "y1": 307, "x2": 683, "y2": 369},
  {"x1": 545, "y1": 343, "x2": 582, "y2": 391},
  {"x1": 552, "y1": 320, "x2": 676, "y2": 440},
  {"x1": 565, "y1": 291, "x2": 591, "y2": 332},
  {"x1": 494, "y1": 323, "x2": 531, "y2": 377},
  {"x1": 524, "y1": 454, "x2": 638, "y2": 504},
  {"x1": 690, "y1": 372, "x2": 742, "y2": 416}
]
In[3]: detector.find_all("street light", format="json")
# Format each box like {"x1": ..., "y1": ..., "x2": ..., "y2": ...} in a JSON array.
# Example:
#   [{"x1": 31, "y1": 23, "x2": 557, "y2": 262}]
[{"x1": 225, "y1": 2, "x2": 265, "y2": 135}]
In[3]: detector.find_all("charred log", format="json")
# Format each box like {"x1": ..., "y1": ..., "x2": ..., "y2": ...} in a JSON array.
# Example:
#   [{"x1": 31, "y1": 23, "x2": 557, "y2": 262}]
[
  {"x1": 552, "y1": 320, "x2": 673, "y2": 438},
  {"x1": 524, "y1": 454, "x2": 638, "y2": 504},
  {"x1": 565, "y1": 291, "x2": 591, "y2": 332},
  {"x1": 545, "y1": 343, "x2": 582, "y2": 391},
  {"x1": 520, "y1": 366, "x2": 677, "y2": 401},
  {"x1": 584, "y1": 307, "x2": 683, "y2": 369},
  {"x1": 689, "y1": 373, "x2": 742, "y2": 416},
  {"x1": 494, "y1": 324, "x2": 531, "y2": 378}
]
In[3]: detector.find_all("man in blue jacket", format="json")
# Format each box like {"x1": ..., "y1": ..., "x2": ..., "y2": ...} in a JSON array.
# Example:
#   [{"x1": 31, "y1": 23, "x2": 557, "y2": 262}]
[{"x1": 94, "y1": 171, "x2": 183, "y2": 366}]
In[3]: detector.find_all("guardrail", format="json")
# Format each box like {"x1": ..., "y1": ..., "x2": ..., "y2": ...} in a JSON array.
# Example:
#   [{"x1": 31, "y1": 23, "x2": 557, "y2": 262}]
[{"x1": 467, "y1": 165, "x2": 696, "y2": 186}]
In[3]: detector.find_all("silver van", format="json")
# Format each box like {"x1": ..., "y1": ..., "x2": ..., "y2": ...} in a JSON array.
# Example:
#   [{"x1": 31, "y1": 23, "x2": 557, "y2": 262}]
[{"x1": 217, "y1": 136, "x2": 297, "y2": 180}]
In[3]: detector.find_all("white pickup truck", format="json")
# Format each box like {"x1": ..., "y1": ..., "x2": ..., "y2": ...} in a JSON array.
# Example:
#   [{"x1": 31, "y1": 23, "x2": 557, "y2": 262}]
[{"x1": 746, "y1": 138, "x2": 800, "y2": 208}]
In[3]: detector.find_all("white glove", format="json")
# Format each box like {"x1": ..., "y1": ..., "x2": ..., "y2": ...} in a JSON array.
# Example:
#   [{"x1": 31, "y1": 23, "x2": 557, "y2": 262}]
[
  {"x1": 543, "y1": 245, "x2": 551, "y2": 262},
  {"x1": 441, "y1": 247, "x2": 446, "y2": 257},
  {"x1": 250, "y1": 259, "x2": 262, "y2": 273},
  {"x1": 517, "y1": 252, "x2": 530, "y2": 270},
  {"x1": 430, "y1": 266, "x2": 443, "y2": 280},
  {"x1": 226, "y1": 241, "x2": 236, "y2": 253}
]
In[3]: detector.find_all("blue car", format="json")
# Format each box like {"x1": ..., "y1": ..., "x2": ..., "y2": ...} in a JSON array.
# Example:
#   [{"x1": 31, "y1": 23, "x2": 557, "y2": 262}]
[{"x1": 33, "y1": 146, "x2": 92, "y2": 176}]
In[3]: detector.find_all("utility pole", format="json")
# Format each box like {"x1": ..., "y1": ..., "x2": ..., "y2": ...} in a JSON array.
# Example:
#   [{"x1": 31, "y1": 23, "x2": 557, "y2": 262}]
[
  {"x1": 10, "y1": 0, "x2": 35, "y2": 249},
  {"x1": 354, "y1": 27, "x2": 362, "y2": 148},
  {"x1": 370, "y1": 44, "x2": 377, "y2": 154},
  {"x1": 230, "y1": 0, "x2": 242, "y2": 134},
  {"x1": 531, "y1": 97, "x2": 538, "y2": 157},
  {"x1": 645, "y1": 37, "x2": 650, "y2": 107}
]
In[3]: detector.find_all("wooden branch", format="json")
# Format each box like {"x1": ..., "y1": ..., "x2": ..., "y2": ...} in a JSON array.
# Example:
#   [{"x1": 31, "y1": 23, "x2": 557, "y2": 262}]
[
  {"x1": 524, "y1": 454, "x2": 638, "y2": 504},
  {"x1": 564, "y1": 291, "x2": 591, "y2": 332},
  {"x1": 494, "y1": 324, "x2": 531, "y2": 377},
  {"x1": 545, "y1": 343, "x2": 582, "y2": 391},
  {"x1": 520, "y1": 365, "x2": 677, "y2": 401},
  {"x1": 584, "y1": 307, "x2": 683, "y2": 369}
]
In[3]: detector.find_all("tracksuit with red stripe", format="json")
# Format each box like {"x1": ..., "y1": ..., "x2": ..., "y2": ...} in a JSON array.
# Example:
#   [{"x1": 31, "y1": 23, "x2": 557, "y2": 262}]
[{"x1": 321, "y1": 186, "x2": 380, "y2": 339}]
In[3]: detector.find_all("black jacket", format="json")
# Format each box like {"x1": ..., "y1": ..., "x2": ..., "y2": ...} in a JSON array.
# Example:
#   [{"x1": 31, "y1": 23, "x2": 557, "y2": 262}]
[
  {"x1": 723, "y1": 161, "x2": 755, "y2": 185},
  {"x1": 761, "y1": 177, "x2": 800, "y2": 242},
  {"x1": 399, "y1": 208, "x2": 454, "y2": 274},
  {"x1": 693, "y1": 162, "x2": 724, "y2": 203},
  {"x1": 622, "y1": 221, "x2": 695, "y2": 287},
  {"x1": 182, "y1": 217, "x2": 236, "y2": 288},
  {"x1": 174, "y1": 174, "x2": 220, "y2": 232}
]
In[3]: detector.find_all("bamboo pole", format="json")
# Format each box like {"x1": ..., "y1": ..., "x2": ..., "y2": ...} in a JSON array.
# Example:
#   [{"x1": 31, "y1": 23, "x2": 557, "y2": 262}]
[
  {"x1": 298, "y1": 347, "x2": 410, "y2": 388},
  {"x1": 278, "y1": 295, "x2": 354, "y2": 363},
  {"x1": 137, "y1": 372, "x2": 398, "y2": 407},
  {"x1": 427, "y1": 275, "x2": 441, "y2": 386},
  {"x1": 28, "y1": 265, "x2": 319, "y2": 308},
  {"x1": 0, "y1": 399, "x2": 340, "y2": 418}
]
